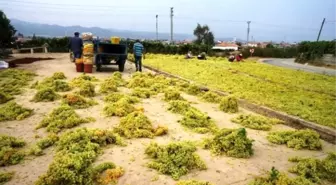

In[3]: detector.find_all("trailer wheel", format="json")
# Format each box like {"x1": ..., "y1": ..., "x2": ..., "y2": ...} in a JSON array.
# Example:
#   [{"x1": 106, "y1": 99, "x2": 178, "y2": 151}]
[{"x1": 118, "y1": 62, "x2": 125, "y2": 72}]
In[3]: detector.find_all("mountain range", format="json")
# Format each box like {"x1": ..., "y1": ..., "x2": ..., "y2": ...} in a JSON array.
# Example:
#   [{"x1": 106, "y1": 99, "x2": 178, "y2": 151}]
[{"x1": 11, "y1": 19, "x2": 241, "y2": 42}]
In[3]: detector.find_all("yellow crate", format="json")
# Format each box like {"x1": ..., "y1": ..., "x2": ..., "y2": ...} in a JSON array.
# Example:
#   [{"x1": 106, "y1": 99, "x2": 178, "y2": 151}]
[{"x1": 111, "y1": 37, "x2": 120, "y2": 44}]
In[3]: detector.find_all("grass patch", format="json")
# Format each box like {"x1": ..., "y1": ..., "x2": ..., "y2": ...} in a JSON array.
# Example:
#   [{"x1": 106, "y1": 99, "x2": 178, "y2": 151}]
[
  {"x1": 202, "y1": 128, "x2": 253, "y2": 158},
  {"x1": 35, "y1": 128, "x2": 124, "y2": 185},
  {"x1": 78, "y1": 81, "x2": 96, "y2": 97},
  {"x1": 104, "y1": 93, "x2": 140, "y2": 104},
  {"x1": 0, "y1": 101, "x2": 33, "y2": 121},
  {"x1": 0, "y1": 91, "x2": 13, "y2": 104},
  {"x1": 36, "y1": 105, "x2": 95, "y2": 133},
  {"x1": 219, "y1": 96, "x2": 239, "y2": 113},
  {"x1": 267, "y1": 129, "x2": 322, "y2": 150},
  {"x1": 0, "y1": 171, "x2": 15, "y2": 184},
  {"x1": 62, "y1": 94, "x2": 97, "y2": 109},
  {"x1": 32, "y1": 88, "x2": 60, "y2": 102},
  {"x1": 70, "y1": 74, "x2": 99, "y2": 88},
  {"x1": 92, "y1": 162, "x2": 125, "y2": 185},
  {"x1": 164, "y1": 88, "x2": 183, "y2": 101},
  {"x1": 167, "y1": 100, "x2": 191, "y2": 114},
  {"x1": 178, "y1": 108, "x2": 217, "y2": 133},
  {"x1": 103, "y1": 99, "x2": 136, "y2": 117},
  {"x1": 0, "y1": 135, "x2": 25, "y2": 166},
  {"x1": 131, "y1": 87, "x2": 152, "y2": 98},
  {"x1": 249, "y1": 167, "x2": 314, "y2": 185},
  {"x1": 0, "y1": 69, "x2": 36, "y2": 95},
  {"x1": 186, "y1": 84, "x2": 202, "y2": 95},
  {"x1": 99, "y1": 78, "x2": 118, "y2": 94},
  {"x1": 145, "y1": 141, "x2": 206, "y2": 180},
  {"x1": 201, "y1": 91, "x2": 221, "y2": 103},
  {"x1": 51, "y1": 72, "x2": 66, "y2": 80},
  {"x1": 113, "y1": 112, "x2": 167, "y2": 138},
  {"x1": 288, "y1": 152, "x2": 336, "y2": 183},
  {"x1": 231, "y1": 114, "x2": 282, "y2": 131},
  {"x1": 29, "y1": 134, "x2": 59, "y2": 156}
]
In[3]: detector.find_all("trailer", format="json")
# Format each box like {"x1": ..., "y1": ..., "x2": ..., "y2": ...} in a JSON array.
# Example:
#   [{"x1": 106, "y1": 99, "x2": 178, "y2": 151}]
[{"x1": 94, "y1": 39, "x2": 128, "y2": 72}]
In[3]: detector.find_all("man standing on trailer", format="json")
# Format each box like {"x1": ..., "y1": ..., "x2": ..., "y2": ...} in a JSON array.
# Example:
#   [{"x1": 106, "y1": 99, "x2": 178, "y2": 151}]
[{"x1": 133, "y1": 39, "x2": 145, "y2": 72}]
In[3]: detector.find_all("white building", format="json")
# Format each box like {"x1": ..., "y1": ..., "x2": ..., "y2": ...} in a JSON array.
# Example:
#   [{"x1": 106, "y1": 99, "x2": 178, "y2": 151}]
[{"x1": 212, "y1": 43, "x2": 239, "y2": 51}]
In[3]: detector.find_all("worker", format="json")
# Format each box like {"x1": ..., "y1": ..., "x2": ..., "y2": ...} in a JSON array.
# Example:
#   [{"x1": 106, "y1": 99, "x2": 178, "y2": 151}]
[
  {"x1": 236, "y1": 53, "x2": 243, "y2": 62},
  {"x1": 197, "y1": 52, "x2": 207, "y2": 60},
  {"x1": 228, "y1": 54, "x2": 235, "y2": 62},
  {"x1": 133, "y1": 39, "x2": 145, "y2": 72},
  {"x1": 68, "y1": 32, "x2": 83, "y2": 62},
  {"x1": 185, "y1": 51, "x2": 193, "y2": 59}
]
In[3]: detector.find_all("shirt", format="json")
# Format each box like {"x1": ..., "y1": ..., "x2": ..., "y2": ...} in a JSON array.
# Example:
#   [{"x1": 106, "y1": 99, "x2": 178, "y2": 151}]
[
  {"x1": 69, "y1": 36, "x2": 83, "y2": 53},
  {"x1": 133, "y1": 42, "x2": 144, "y2": 57}
]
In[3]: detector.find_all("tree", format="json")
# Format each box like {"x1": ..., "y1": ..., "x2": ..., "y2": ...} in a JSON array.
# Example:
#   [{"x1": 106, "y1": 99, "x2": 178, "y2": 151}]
[
  {"x1": 193, "y1": 23, "x2": 215, "y2": 47},
  {"x1": 236, "y1": 42, "x2": 242, "y2": 46},
  {"x1": 266, "y1": 43, "x2": 274, "y2": 48},
  {"x1": 32, "y1": 33, "x2": 37, "y2": 40},
  {"x1": 0, "y1": 10, "x2": 16, "y2": 50}
]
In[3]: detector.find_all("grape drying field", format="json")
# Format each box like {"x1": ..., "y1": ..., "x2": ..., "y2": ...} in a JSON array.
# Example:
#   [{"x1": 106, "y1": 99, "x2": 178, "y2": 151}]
[
  {"x1": 0, "y1": 53, "x2": 335, "y2": 185},
  {"x1": 142, "y1": 54, "x2": 336, "y2": 128}
]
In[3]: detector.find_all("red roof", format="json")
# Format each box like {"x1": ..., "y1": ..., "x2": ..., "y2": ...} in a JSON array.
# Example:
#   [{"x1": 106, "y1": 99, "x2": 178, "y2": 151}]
[{"x1": 216, "y1": 43, "x2": 238, "y2": 47}]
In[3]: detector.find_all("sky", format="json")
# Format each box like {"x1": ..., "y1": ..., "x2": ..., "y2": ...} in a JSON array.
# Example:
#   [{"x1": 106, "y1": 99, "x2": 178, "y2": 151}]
[{"x1": 1, "y1": 0, "x2": 335, "y2": 42}]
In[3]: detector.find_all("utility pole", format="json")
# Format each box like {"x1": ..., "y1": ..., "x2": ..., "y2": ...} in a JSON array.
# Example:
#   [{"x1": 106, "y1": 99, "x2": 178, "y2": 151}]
[
  {"x1": 170, "y1": 7, "x2": 174, "y2": 43},
  {"x1": 246, "y1": 21, "x2": 251, "y2": 45},
  {"x1": 156, "y1": 15, "x2": 158, "y2": 41},
  {"x1": 316, "y1": 18, "x2": 325, "y2": 41}
]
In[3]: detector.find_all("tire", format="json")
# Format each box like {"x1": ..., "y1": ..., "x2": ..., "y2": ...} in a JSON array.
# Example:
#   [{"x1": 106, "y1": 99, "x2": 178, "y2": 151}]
[{"x1": 118, "y1": 61, "x2": 125, "y2": 72}]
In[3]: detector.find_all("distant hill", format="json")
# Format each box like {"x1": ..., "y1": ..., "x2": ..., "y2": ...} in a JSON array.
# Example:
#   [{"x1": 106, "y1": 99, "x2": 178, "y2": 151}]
[
  {"x1": 11, "y1": 19, "x2": 243, "y2": 42},
  {"x1": 10, "y1": 19, "x2": 193, "y2": 40}
]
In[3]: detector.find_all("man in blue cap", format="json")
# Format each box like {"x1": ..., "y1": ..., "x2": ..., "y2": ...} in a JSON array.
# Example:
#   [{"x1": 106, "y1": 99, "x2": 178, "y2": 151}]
[{"x1": 69, "y1": 32, "x2": 83, "y2": 62}]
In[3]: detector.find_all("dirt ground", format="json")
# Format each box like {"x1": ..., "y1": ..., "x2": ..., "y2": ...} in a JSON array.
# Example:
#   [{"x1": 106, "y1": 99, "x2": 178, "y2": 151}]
[{"x1": 0, "y1": 53, "x2": 335, "y2": 185}]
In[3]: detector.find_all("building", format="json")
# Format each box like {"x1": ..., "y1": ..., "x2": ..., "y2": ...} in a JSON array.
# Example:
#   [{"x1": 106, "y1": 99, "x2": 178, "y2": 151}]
[{"x1": 212, "y1": 42, "x2": 239, "y2": 51}]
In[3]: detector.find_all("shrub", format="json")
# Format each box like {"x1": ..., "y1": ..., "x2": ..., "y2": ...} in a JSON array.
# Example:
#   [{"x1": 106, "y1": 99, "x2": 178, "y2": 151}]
[
  {"x1": 51, "y1": 72, "x2": 66, "y2": 80},
  {"x1": 164, "y1": 88, "x2": 183, "y2": 101},
  {"x1": 0, "y1": 135, "x2": 25, "y2": 166},
  {"x1": 92, "y1": 162, "x2": 116, "y2": 178},
  {"x1": 249, "y1": 167, "x2": 314, "y2": 185},
  {"x1": 202, "y1": 128, "x2": 253, "y2": 158},
  {"x1": 201, "y1": 91, "x2": 221, "y2": 103},
  {"x1": 100, "y1": 78, "x2": 118, "y2": 93},
  {"x1": 62, "y1": 94, "x2": 97, "y2": 109},
  {"x1": 32, "y1": 88, "x2": 60, "y2": 102},
  {"x1": 178, "y1": 108, "x2": 216, "y2": 133},
  {"x1": 104, "y1": 93, "x2": 139, "y2": 104},
  {"x1": 288, "y1": 152, "x2": 336, "y2": 183},
  {"x1": 131, "y1": 87, "x2": 152, "y2": 98},
  {"x1": 167, "y1": 100, "x2": 191, "y2": 114},
  {"x1": 92, "y1": 162, "x2": 124, "y2": 185},
  {"x1": 52, "y1": 80, "x2": 72, "y2": 92},
  {"x1": 35, "y1": 128, "x2": 124, "y2": 185},
  {"x1": 231, "y1": 114, "x2": 282, "y2": 131},
  {"x1": 103, "y1": 99, "x2": 136, "y2": 117},
  {"x1": 186, "y1": 84, "x2": 202, "y2": 95},
  {"x1": 70, "y1": 74, "x2": 99, "y2": 88},
  {"x1": 0, "y1": 101, "x2": 33, "y2": 121},
  {"x1": 127, "y1": 76, "x2": 153, "y2": 89},
  {"x1": 78, "y1": 81, "x2": 95, "y2": 97},
  {"x1": 145, "y1": 142, "x2": 206, "y2": 180},
  {"x1": 0, "y1": 172, "x2": 15, "y2": 184},
  {"x1": 267, "y1": 129, "x2": 322, "y2": 150},
  {"x1": 219, "y1": 96, "x2": 238, "y2": 113},
  {"x1": 176, "y1": 180, "x2": 214, "y2": 185},
  {"x1": 0, "y1": 69, "x2": 36, "y2": 95},
  {"x1": 36, "y1": 105, "x2": 94, "y2": 133},
  {"x1": 114, "y1": 112, "x2": 166, "y2": 138},
  {"x1": 0, "y1": 91, "x2": 13, "y2": 104},
  {"x1": 150, "y1": 83, "x2": 168, "y2": 93},
  {"x1": 29, "y1": 134, "x2": 59, "y2": 156}
]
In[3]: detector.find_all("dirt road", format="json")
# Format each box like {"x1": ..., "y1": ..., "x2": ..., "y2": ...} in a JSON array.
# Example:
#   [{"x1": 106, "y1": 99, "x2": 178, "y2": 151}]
[
  {"x1": 0, "y1": 53, "x2": 334, "y2": 185},
  {"x1": 261, "y1": 58, "x2": 336, "y2": 76}
]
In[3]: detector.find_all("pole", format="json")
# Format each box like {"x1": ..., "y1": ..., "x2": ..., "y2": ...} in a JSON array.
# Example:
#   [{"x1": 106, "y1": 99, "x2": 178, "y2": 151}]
[
  {"x1": 316, "y1": 18, "x2": 325, "y2": 41},
  {"x1": 170, "y1": 7, "x2": 174, "y2": 43},
  {"x1": 156, "y1": 15, "x2": 158, "y2": 41},
  {"x1": 247, "y1": 21, "x2": 251, "y2": 45}
]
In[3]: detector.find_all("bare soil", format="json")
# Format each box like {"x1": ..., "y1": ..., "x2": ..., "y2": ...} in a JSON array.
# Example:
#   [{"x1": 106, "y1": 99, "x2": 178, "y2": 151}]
[{"x1": 0, "y1": 53, "x2": 334, "y2": 185}]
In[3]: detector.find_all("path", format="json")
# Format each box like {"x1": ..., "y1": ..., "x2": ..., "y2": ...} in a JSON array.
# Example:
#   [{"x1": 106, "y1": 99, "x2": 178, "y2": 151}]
[{"x1": 260, "y1": 58, "x2": 336, "y2": 76}]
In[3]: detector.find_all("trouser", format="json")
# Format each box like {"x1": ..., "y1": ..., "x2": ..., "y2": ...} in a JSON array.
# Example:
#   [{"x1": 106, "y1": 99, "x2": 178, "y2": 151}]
[
  {"x1": 72, "y1": 51, "x2": 82, "y2": 62},
  {"x1": 134, "y1": 55, "x2": 142, "y2": 72}
]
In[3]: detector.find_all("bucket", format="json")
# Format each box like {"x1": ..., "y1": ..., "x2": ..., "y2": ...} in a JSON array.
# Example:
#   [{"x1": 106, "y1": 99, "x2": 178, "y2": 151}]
[
  {"x1": 111, "y1": 37, "x2": 120, "y2": 44},
  {"x1": 76, "y1": 63, "x2": 84, "y2": 72},
  {"x1": 84, "y1": 64, "x2": 93, "y2": 73}
]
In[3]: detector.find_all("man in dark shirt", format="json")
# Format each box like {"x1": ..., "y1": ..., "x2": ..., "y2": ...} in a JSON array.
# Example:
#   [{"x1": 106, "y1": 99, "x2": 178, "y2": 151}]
[{"x1": 69, "y1": 32, "x2": 83, "y2": 62}]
